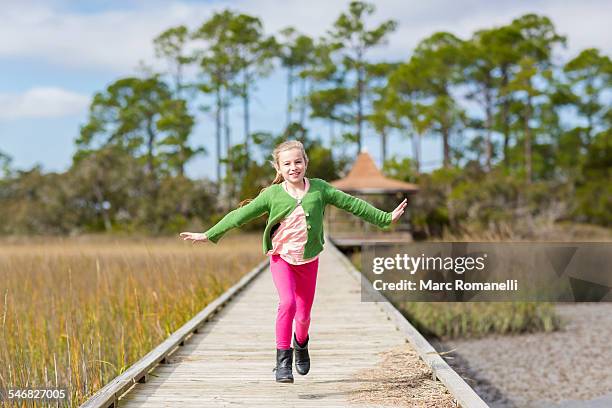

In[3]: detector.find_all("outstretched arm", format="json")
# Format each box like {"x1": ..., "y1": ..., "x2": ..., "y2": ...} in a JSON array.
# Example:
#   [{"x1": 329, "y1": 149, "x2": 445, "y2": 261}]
[
  {"x1": 324, "y1": 182, "x2": 406, "y2": 228},
  {"x1": 180, "y1": 188, "x2": 269, "y2": 244}
]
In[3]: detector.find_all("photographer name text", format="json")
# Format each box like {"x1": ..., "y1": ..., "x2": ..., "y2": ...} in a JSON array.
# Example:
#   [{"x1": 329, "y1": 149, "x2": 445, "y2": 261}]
[{"x1": 372, "y1": 279, "x2": 519, "y2": 292}]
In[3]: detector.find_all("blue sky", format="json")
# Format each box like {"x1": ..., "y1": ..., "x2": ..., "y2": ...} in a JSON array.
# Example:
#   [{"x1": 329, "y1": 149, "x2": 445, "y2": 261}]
[{"x1": 1, "y1": 0, "x2": 610, "y2": 180}]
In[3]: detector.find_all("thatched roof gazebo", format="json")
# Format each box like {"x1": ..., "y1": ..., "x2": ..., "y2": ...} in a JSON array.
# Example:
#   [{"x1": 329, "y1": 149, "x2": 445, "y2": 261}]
[
  {"x1": 330, "y1": 151, "x2": 419, "y2": 194},
  {"x1": 326, "y1": 151, "x2": 418, "y2": 245}
]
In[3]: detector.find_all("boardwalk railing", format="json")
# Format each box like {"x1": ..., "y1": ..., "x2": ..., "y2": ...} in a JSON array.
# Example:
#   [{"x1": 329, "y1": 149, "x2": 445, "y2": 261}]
[{"x1": 80, "y1": 258, "x2": 269, "y2": 408}]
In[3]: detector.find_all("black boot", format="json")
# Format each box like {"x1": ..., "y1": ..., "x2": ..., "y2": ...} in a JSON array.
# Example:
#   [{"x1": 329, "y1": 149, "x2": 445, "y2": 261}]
[
  {"x1": 273, "y1": 348, "x2": 294, "y2": 383},
  {"x1": 293, "y1": 334, "x2": 310, "y2": 375}
]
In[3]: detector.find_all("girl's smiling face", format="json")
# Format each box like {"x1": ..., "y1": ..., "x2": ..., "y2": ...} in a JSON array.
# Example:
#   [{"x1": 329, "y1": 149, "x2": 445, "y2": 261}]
[{"x1": 275, "y1": 148, "x2": 307, "y2": 184}]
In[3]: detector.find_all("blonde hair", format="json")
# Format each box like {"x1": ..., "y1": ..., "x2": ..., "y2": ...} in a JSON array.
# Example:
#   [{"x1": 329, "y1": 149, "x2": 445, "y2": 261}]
[{"x1": 239, "y1": 140, "x2": 309, "y2": 207}]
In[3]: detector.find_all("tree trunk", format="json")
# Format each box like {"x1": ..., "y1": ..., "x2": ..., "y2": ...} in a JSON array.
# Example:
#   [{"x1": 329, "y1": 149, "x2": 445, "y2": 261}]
[
  {"x1": 146, "y1": 121, "x2": 156, "y2": 177},
  {"x1": 356, "y1": 63, "x2": 364, "y2": 152},
  {"x1": 442, "y1": 128, "x2": 451, "y2": 168},
  {"x1": 178, "y1": 148, "x2": 185, "y2": 177},
  {"x1": 223, "y1": 88, "x2": 233, "y2": 206},
  {"x1": 412, "y1": 132, "x2": 421, "y2": 175},
  {"x1": 381, "y1": 129, "x2": 387, "y2": 164},
  {"x1": 524, "y1": 96, "x2": 533, "y2": 183},
  {"x1": 175, "y1": 62, "x2": 183, "y2": 98},
  {"x1": 216, "y1": 86, "x2": 222, "y2": 188},
  {"x1": 584, "y1": 76, "x2": 596, "y2": 146},
  {"x1": 299, "y1": 76, "x2": 308, "y2": 127},
  {"x1": 586, "y1": 114, "x2": 593, "y2": 146},
  {"x1": 484, "y1": 87, "x2": 493, "y2": 171},
  {"x1": 286, "y1": 66, "x2": 293, "y2": 127},
  {"x1": 93, "y1": 179, "x2": 111, "y2": 232},
  {"x1": 243, "y1": 72, "x2": 250, "y2": 168},
  {"x1": 145, "y1": 119, "x2": 159, "y2": 225},
  {"x1": 501, "y1": 68, "x2": 511, "y2": 165}
]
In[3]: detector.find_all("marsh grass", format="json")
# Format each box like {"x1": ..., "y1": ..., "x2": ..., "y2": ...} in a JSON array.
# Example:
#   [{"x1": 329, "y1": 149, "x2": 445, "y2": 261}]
[
  {"x1": 0, "y1": 232, "x2": 263, "y2": 407},
  {"x1": 396, "y1": 301, "x2": 561, "y2": 339}
]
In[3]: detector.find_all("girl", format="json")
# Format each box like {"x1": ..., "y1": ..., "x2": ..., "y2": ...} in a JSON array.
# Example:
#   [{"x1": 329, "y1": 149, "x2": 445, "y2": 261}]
[{"x1": 179, "y1": 140, "x2": 407, "y2": 383}]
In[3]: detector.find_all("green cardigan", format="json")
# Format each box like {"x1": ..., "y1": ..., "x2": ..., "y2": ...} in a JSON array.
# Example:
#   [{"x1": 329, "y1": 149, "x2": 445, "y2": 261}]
[{"x1": 204, "y1": 178, "x2": 392, "y2": 259}]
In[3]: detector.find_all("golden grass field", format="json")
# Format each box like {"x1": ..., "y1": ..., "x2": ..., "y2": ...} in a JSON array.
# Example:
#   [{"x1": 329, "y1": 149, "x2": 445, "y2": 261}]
[
  {"x1": 1, "y1": 224, "x2": 609, "y2": 406},
  {"x1": 0, "y1": 232, "x2": 264, "y2": 407}
]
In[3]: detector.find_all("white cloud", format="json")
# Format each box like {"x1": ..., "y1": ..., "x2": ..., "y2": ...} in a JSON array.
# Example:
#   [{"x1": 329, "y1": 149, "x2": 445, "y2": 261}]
[
  {"x1": 364, "y1": 0, "x2": 612, "y2": 61},
  {"x1": 0, "y1": 1, "x2": 216, "y2": 72},
  {"x1": 0, "y1": 0, "x2": 609, "y2": 74},
  {"x1": 0, "y1": 87, "x2": 90, "y2": 120}
]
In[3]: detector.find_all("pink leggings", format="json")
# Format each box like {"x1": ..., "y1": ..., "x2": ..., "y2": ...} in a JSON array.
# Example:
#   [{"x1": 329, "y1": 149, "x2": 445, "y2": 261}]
[{"x1": 270, "y1": 254, "x2": 319, "y2": 350}]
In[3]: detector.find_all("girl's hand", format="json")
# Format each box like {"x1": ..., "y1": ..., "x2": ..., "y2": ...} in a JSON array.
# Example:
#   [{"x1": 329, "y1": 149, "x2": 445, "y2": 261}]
[
  {"x1": 179, "y1": 232, "x2": 209, "y2": 244},
  {"x1": 391, "y1": 198, "x2": 408, "y2": 223}
]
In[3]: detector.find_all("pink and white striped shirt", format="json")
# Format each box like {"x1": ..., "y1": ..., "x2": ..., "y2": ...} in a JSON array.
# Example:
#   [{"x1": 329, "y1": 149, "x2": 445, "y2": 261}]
[{"x1": 266, "y1": 177, "x2": 319, "y2": 265}]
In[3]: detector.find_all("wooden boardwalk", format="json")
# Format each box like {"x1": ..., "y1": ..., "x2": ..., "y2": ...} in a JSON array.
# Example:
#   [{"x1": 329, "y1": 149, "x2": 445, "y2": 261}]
[{"x1": 115, "y1": 244, "x2": 460, "y2": 407}]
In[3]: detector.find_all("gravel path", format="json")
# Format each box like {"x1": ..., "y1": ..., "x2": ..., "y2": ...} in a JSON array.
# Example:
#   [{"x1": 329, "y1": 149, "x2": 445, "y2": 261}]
[{"x1": 431, "y1": 303, "x2": 612, "y2": 408}]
